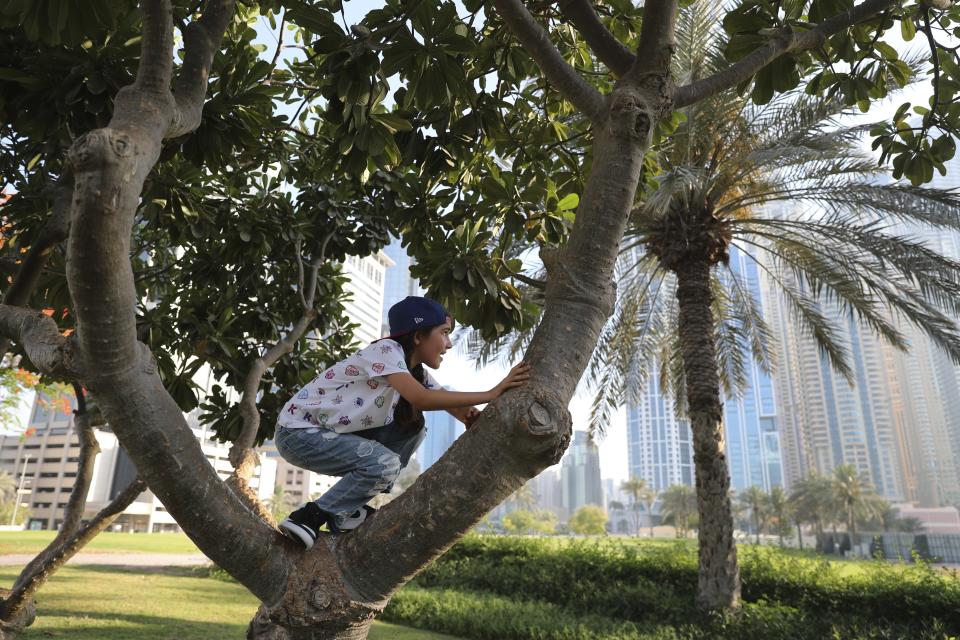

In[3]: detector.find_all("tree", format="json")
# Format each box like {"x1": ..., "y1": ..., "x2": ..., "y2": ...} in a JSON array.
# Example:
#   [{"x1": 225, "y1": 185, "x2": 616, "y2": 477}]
[
  {"x1": 621, "y1": 476, "x2": 648, "y2": 536},
  {"x1": 509, "y1": 481, "x2": 538, "y2": 512},
  {"x1": 659, "y1": 484, "x2": 697, "y2": 538},
  {"x1": 503, "y1": 509, "x2": 556, "y2": 535},
  {"x1": 475, "y1": 0, "x2": 960, "y2": 612},
  {"x1": 767, "y1": 486, "x2": 792, "y2": 547},
  {"x1": 789, "y1": 472, "x2": 835, "y2": 551},
  {"x1": 569, "y1": 505, "x2": 608, "y2": 535},
  {"x1": 738, "y1": 486, "x2": 770, "y2": 544},
  {"x1": 3, "y1": 0, "x2": 959, "y2": 631},
  {"x1": 833, "y1": 464, "x2": 881, "y2": 549},
  {"x1": 0, "y1": 472, "x2": 14, "y2": 505},
  {"x1": 640, "y1": 486, "x2": 658, "y2": 538}
]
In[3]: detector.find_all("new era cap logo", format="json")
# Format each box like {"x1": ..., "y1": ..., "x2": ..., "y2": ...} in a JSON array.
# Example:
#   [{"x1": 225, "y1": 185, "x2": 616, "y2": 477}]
[{"x1": 414, "y1": 317, "x2": 424, "y2": 324}]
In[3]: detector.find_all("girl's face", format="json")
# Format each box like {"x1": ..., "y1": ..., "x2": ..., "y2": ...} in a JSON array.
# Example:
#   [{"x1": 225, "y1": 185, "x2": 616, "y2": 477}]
[{"x1": 412, "y1": 319, "x2": 453, "y2": 369}]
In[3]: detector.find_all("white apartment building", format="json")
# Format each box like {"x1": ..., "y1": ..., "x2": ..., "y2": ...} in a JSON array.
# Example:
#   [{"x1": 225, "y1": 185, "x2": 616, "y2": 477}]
[{"x1": 341, "y1": 252, "x2": 395, "y2": 346}]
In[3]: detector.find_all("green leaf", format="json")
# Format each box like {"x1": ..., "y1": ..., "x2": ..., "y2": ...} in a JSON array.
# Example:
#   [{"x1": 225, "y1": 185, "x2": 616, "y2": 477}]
[
  {"x1": 901, "y1": 15, "x2": 916, "y2": 41},
  {"x1": 556, "y1": 193, "x2": 579, "y2": 211},
  {"x1": 372, "y1": 113, "x2": 413, "y2": 133}
]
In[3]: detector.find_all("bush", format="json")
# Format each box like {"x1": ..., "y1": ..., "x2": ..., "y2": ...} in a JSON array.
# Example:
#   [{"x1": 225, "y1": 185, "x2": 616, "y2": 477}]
[
  {"x1": 385, "y1": 586, "x2": 956, "y2": 640},
  {"x1": 411, "y1": 535, "x2": 960, "y2": 634},
  {"x1": 385, "y1": 586, "x2": 684, "y2": 640}
]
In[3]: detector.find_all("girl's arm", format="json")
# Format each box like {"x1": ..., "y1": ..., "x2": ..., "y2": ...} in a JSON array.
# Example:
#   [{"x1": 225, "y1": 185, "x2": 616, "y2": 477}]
[{"x1": 386, "y1": 362, "x2": 530, "y2": 411}]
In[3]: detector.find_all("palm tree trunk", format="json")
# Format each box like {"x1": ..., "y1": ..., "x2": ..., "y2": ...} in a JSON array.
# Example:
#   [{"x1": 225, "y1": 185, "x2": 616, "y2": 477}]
[
  {"x1": 754, "y1": 513, "x2": 760, "y2": 545},
  {"x1": 675, "y1": 258, "x2": 741, "y2": 611},
  {"x1": 796, "y1": 522, "x2": 803, "y2": 550},
  {"x1": 848, "y1": 506, "x2": 858, "y2": 552}
]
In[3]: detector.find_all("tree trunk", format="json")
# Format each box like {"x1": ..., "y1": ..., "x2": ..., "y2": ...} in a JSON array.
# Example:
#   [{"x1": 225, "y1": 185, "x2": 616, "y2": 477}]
[
  {"x1": 849, "y1": 506, "x2": 858, "y2": 552},
  {"x1": 796, "y1": 522, "x2": 803, "y2": 550},
  {"x1": 754, "y1": 513, "x2": 760, "y2": 545},
  {"x1": 675, "y1": 257, "x2": 741, "y2": 611}
]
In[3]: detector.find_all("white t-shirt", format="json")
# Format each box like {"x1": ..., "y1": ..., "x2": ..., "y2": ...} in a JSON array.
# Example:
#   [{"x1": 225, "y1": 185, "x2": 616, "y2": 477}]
[{"x1": 277, "y1": 339, "x2": 439, "y2": 434}]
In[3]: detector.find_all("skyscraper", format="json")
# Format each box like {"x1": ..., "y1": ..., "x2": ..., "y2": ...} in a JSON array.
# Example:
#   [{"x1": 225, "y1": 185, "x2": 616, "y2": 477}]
[
  {"x1": 341, "y1": 252, "x2": 394, "y2": 346},
  {"x1": 419, "y1": 411, "x2": 464, "y2": 471},
  {"x1": 765, "y1": 268, "x2": 907, "y2": 500},
  {"x1": 626, "y1": 370, "x2": 694, "y2": 492},
  {"x1": 722, "y1": 246, "x2": 784, "y2": 492},
  {"x1": 560, "y1": 431, "x2": 603, "y2": 518}
]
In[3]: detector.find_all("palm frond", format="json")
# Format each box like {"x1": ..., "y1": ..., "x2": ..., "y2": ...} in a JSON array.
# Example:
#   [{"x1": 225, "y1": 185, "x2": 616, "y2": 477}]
[
  {"x1": 733, "y1": 240, "x2": 854, "y2": 382},
  {"x1": 720, "y1": 258, "x2": 777, "y2": 375},
  {"x1": 711, "y1": 273, "x2": 749, "y2": 399}
]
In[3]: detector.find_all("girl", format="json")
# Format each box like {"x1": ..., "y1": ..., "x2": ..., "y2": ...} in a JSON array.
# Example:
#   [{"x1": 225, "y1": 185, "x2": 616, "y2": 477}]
[{"x1": 276, "y1": 295, "x2": 530, "y2": 548}]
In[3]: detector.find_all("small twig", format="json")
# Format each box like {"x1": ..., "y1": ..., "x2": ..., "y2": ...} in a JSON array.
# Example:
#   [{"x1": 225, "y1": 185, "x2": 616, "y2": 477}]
[
  {"x1": 499, "y1": 258, "x2": 547, "y2": 289},
  {"x1": 268, "y1": 10, "x2": 287, "y2": 73}
]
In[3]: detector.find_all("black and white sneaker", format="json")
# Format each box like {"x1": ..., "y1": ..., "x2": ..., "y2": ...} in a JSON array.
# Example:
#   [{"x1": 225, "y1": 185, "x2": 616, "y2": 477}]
[
  {"x1": 328, "y1": 505, "x2": 377, "y2": 533},
  {"x1": 279, "y1": 502, "x2": 327, "y2": 549}
]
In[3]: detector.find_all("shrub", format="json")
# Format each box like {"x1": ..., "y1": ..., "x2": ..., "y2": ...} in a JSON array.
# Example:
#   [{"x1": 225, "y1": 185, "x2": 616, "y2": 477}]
[{"x1": 412, "y1": 535, "x2": 960, "y2": 633}]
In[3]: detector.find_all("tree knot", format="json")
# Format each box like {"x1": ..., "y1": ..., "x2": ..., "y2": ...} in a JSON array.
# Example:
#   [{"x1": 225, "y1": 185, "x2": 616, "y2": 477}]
[{"x1": 69, "y1": 129, "x2": 135, "y2": 173}]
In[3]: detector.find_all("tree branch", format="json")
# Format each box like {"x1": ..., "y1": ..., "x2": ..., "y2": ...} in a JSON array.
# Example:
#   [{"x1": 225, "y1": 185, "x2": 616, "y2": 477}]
[
  {"x1": 557, "y1": 0, "x2": 635, "y2": 76},
  {"x1": 2, "y1": 386, "x2": 101, "y2": 622},
  {"x1": 226, "y1": 234, "x2": 333, "y2": 524},
  {"x1": 492, "y1": 0, "x2": 606, "y2": 120},
  {"x1": 634, "y1": 0, "x2": 678, "y2": 74},
  {"x1": 136, "y1": 0, "x2": 175, "y2": 93},
  {"x1": 170, "y1": 0, "x2": 237, "y2": 137},
  {"x1": 673, "y1": 0, "x2": 897, "y2": 108},
  {"x1": 0, "y1": 171, "x2": 74, "y2": 356},
  {"x1": 0, "y1": 305, "x2": 81, "y2": 380}
]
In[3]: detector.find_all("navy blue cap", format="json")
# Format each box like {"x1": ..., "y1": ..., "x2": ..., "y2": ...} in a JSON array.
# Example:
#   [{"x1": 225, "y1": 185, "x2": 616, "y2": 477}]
[{"x1": 387, "y1": 296, "x2": 451, "y2": 338}]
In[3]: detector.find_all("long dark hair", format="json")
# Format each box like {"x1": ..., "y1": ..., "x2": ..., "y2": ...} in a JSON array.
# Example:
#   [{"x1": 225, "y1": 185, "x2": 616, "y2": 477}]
[{"x1": 383, "y1": 326, "x2": 437, "y2": 428}]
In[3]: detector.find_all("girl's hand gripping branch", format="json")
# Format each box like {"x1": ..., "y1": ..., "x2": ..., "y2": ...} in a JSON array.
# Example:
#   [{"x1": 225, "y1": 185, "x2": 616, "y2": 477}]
[{"x1": 386, "y1": 362, "x2": 531, "y2": 412}]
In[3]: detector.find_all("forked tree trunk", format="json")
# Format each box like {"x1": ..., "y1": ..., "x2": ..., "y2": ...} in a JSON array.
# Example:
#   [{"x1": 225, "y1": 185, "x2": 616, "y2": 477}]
[{"x1": 675, "y1": 258, "x2": 741, "y2": 610}]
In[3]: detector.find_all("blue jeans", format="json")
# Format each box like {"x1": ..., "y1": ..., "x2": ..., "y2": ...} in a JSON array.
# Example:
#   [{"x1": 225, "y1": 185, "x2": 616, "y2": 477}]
[{"x1": 274, "y1": 420, "x2": 427, "y2": 526}]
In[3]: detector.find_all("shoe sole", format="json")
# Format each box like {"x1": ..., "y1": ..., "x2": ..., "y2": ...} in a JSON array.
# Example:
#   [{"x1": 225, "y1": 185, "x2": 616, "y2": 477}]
[{"x1": 279, "y1": 519, "x2": 317, "y2": 549}]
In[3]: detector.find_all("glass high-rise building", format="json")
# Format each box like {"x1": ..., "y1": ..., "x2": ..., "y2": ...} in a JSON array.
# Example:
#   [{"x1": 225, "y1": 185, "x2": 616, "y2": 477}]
[
  {"x1": 626, "y1": 370, "x2": 694, "y2": 492},
  {"x1": 561, "y1": 431, "x2": 604, "y2": 518},
  {"x1": 722, "y1": 245, "x2": 784, "y2": 492}
]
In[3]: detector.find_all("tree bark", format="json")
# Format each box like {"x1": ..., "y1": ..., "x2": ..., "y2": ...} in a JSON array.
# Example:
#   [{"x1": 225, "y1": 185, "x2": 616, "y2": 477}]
[{"x1": 675, "y1": 257, "x2": 741, "y2": 611}]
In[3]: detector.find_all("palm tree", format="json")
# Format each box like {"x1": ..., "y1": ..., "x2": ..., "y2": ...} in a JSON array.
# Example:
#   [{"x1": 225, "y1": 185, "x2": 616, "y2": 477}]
[
  {"x1": 581, "y1": 21, "x2": 960, "y2": 609},
  {"x1": 833, "y1": 464, "x2": 881, "y2": 549},
  {"x1": 789, "y1": 472, "x2": 834, "y2": 551},
  {"x1": 468, "y1": 2, "x2": 960, "y2": 611},
  {"x1": 737, "y1": 486, "x2": 769, "y2": 544},
  {"x1": 510, "y1": 481, "x2": 537, "y2": 511},
  {"x1": 620, "y1": 476, "x2": 648, "y2": 536},
  {"x1": 659, "y1": 484, "x2": 697, "y2": 538},
  {"x1": 767, "y1": 486, "x2": 791, "y2": 547},
  {"x1": 640, "y1": 486, "x2": 657, "y2": 537}
]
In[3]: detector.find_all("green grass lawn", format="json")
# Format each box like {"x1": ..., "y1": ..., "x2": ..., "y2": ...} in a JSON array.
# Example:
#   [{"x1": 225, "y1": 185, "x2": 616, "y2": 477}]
[
  {"x1": 0, "y1": 531, "x2": 201, "y2": 555},
  {"x1": 0, "y1": 566, "x2": 463, "y2": 639}
]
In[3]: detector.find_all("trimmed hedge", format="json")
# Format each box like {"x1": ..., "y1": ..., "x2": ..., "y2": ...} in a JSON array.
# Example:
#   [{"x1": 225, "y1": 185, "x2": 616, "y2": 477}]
[
  {"x1": 408, "y1": 536, "x2": 960, "y2": 634},
  {"x1": 384, "y1": 585, "x2": 956, "y2": 640}
]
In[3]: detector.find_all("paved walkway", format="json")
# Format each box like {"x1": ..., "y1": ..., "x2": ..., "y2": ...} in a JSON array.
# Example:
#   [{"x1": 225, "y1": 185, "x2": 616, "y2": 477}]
[{"x1": 0, "y1": 552, "x2": 209, "y2": 567}]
